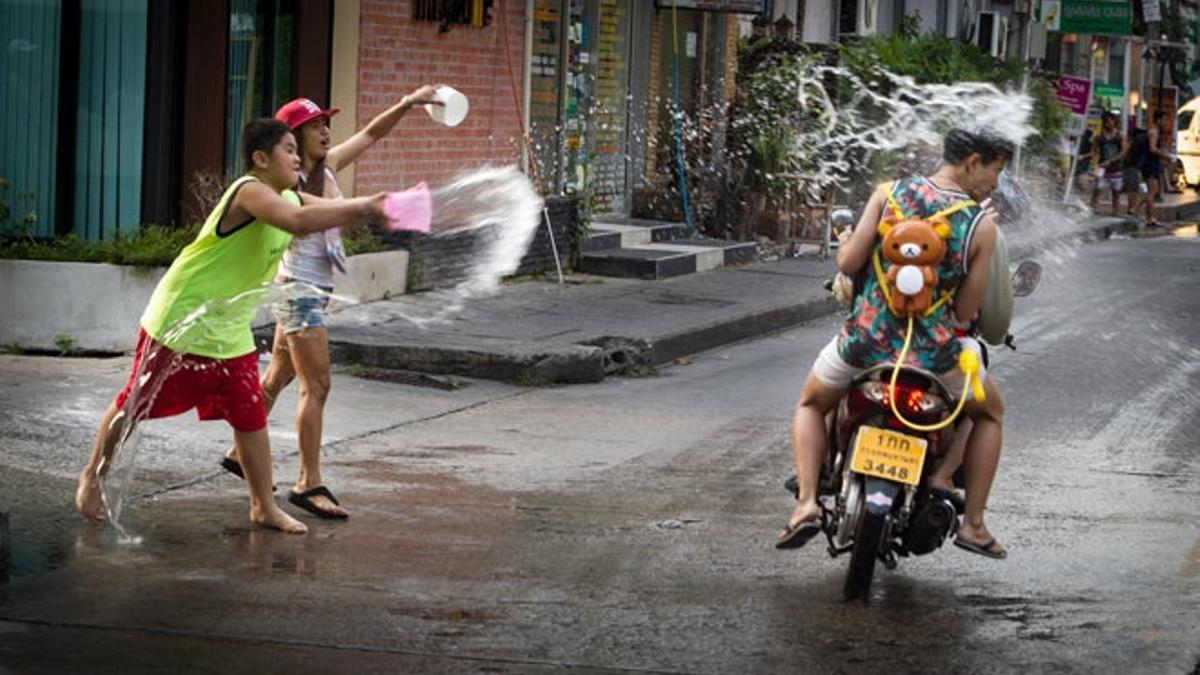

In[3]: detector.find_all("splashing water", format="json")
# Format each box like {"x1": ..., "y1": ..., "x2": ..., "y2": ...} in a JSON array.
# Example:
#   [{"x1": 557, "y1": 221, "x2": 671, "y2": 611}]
[
  {"x1": 347, "y1": 165, "x2": 543, "y2": 327},
  {"x1": 97, "y1": 282, "x2": 355, "y2": 536},
  {"x1": 96, "y1": 167, "x2": 541, "y2": 532},
  {"x1": 783, "y1": 64, "x2": 1035, "y2": 196}
]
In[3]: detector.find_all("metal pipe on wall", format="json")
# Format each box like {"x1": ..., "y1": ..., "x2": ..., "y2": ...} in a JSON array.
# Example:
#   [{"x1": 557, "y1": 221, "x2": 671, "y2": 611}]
[{"x1": 522, "y1": 0, "x2": 534, "y2": 175}]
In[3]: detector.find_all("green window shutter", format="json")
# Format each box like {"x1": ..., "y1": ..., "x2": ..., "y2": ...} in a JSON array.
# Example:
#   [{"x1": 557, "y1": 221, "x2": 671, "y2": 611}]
[
  {"x1": 0, "y1": 0, "x2": 61, "y2": 238},
  {"x1": 74, "y1": 0, "x2": 147, "y2": 240}
]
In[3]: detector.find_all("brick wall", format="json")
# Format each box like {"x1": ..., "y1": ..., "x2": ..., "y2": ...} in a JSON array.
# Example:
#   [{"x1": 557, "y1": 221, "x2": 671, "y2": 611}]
[
  {"x1": 354, "y1": 0, "x2": 527, "y2": 195},
  {"x1": 382, "y1": 195, "x2": 580, "y2": 291}
]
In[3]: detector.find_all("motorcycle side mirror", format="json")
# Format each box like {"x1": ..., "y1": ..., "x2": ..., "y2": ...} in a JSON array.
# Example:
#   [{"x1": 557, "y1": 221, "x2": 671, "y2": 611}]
[{"x1": 1011, "y1": 259, "x2": 1041, "y2": 297}]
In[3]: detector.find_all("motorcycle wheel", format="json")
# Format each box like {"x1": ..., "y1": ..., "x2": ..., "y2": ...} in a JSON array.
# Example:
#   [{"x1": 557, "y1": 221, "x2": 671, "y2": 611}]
[{"x1": 843, "y1": 510, "x2": 887, "y2": 601}]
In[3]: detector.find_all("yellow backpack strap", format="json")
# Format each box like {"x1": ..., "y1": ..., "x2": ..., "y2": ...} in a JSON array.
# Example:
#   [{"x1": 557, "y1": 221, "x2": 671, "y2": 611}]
[
  {"x1": 923, "y1": 289, "x2": 953, "y2": 317},
  {"x1": 880, "y1": 181, "x2": 905, "y2": 228},
  {"x1": 929, "y1": 199, "x2": 977, "y2": 221},
  {"x1": 872, "y1": 248, "x2": 892, "y2": 306}
]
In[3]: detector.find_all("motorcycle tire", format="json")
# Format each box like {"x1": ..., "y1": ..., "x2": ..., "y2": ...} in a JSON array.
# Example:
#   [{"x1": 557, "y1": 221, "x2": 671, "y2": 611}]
[{"x1": 843, "y1": 510, "x2": 887, "y2": 601}]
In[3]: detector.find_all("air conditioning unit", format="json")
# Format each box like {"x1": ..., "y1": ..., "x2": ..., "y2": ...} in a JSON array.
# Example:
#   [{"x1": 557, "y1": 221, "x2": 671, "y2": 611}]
[
  {"x1": 973, "y1": 11, "x2": 1009, "y2": 58},
  {"x1": 838, "y1": 0, "x2": 879, "y2": 38}
]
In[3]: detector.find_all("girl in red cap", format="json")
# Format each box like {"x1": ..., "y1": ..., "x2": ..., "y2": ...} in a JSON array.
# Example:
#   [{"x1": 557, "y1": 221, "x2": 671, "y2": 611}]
[{"x1": 220, "y1": 85, "x2": 441, "y2": 520}]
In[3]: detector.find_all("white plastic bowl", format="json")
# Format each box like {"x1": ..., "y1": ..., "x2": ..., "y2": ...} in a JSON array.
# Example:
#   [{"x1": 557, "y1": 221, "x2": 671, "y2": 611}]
[{"x1": 426, "y1": 86, "x2": 469, "y2": 127}]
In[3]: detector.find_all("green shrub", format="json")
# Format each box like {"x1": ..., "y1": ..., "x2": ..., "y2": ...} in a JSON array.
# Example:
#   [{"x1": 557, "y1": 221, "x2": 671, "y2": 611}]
[
  {"x1": 0, "y1": 220, "x2": 399, "y2": 268},
  {"x1": 342, "y1": 224, "x2": 390, "y2": 256},
  {"x1": 0, "y1": 223, "x2": 200, "y2": 268}
]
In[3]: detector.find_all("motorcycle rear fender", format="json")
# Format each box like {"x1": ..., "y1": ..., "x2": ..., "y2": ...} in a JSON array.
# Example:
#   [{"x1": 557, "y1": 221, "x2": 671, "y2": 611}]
[{"x1": 863, "y1": 478, "x2": 902, "y2": 515}]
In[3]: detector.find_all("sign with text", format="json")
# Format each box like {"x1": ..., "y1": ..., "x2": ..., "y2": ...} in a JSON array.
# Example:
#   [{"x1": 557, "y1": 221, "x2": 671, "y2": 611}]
[
  {"x1": 1093, "y1": 82, "x2": 1123, "y2": 101},
  {"x1": 1142, "y1": 0, "x2": 1161, "y2": 23},
  {"x1": 1056, "y1": 76, "x2": 1093, "y2": 115},
  {"x1": 654, "y1": 0, "x2": 767, "y2": 12},
  {"x1": 1041, "y1": 0, "x2": 1132, "y2": 36}
]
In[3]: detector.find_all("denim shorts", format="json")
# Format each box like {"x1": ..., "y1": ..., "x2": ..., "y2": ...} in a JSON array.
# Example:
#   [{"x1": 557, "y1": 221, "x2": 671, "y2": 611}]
[{"x1": 272, "y1": 286, "x2": 333, "y2": 334}]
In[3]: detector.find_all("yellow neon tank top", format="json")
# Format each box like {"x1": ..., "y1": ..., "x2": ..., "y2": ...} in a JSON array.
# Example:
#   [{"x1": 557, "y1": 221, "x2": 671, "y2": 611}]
[{"x1": 140, "y1": 176, "x2": 297, "y2": 358}]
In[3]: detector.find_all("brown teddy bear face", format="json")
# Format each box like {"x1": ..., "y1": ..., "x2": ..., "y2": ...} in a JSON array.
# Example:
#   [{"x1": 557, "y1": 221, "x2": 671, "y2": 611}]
[{"x1": 881, "y1": 219, "x2": 947, "y2": 266}]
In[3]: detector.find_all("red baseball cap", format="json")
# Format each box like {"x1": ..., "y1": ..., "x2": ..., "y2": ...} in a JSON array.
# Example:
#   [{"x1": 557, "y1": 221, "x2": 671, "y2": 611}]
[{"x1": 275, "y1": 98, "x2": 340, "y2": 129}]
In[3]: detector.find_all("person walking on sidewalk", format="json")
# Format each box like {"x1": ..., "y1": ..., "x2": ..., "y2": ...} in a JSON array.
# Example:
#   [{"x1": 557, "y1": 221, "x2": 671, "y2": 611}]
[
  {"x1": 77, "y1": 119, "x2": 388, "y2": 534},
  {"x1": 1133, "y1": 111, "x2": 1171, "y2": 227},
  {"x1": 1090, "y1": 112, "x2": 1129, "y2": 215},
  {"x1": 220, "y1": 87, "x2": 441, "y2": 520}
]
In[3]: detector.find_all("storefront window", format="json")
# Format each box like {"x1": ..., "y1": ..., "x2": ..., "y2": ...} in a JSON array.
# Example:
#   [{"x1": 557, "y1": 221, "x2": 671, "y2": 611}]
[
  {"x1": 529, "y1": 0, "x2": 565, "y2": 194},
  {"x1": 562, "y1": 0, "x2": 591, "y2": 196},
  {"x1": 590, "y1": 0, "x2": 631, "y2": 214}
]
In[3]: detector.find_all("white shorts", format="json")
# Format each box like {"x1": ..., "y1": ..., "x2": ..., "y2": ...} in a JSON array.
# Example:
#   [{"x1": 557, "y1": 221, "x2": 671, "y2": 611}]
[
  {"x1": 811, "y1": 335, "x2": 986, "y2": 399},
  {"x1": 1095, "y1": 175, "x2": 1124, "y2": 192}
]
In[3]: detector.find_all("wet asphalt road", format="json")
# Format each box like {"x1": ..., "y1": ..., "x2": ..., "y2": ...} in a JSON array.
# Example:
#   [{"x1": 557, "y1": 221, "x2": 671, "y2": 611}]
[{"x1": 0, "y1": 233, "x2": 1197, "y2": 673}]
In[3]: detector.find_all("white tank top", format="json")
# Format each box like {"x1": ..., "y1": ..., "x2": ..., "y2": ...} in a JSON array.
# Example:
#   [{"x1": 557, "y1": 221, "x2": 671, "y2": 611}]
[{"x1": 278, "y1": 166, "x2": 345, "y2": 288}]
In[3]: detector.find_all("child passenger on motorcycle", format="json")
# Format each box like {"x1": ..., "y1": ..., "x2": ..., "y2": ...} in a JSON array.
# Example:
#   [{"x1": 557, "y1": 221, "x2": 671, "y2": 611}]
[{"x1": 778, "y1": 128, "x2": 1012, "y2": 559}]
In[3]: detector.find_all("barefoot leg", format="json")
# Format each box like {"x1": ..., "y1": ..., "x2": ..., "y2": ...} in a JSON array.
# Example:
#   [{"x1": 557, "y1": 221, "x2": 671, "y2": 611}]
[
  {"x1": 234, "y1": 428, "x2": 307, "y2": 535},
  {"x1": 76, "y1": 402, "x2": 132, "y2": 521}
]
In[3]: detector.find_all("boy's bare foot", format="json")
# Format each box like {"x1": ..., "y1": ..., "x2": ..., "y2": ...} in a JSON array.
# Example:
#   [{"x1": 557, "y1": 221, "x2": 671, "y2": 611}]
[
  {"x1": 250, "y1": 504, "x2": 308, "y2": 535},
  {"x1": 75, "y1": 473, "x2": 106, "y2": 521}
]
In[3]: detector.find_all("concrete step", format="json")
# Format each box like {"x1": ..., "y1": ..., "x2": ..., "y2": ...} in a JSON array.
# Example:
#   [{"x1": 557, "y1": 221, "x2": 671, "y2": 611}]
[
  {"x1": 578, "y1": 239, "x2": 757, "y2": 280},
  {"x1": 583, "y1": 219, "x2": 689, "y2": 252},
  {"x1": 579, "y1": 217, "x2": 756, "y2": 279}
]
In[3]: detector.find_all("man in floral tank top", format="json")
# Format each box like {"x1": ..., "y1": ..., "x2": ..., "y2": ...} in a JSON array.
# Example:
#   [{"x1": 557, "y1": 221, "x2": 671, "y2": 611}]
[{"x1": 777, "y1": 129, "x2": 1013, "y2": 560}]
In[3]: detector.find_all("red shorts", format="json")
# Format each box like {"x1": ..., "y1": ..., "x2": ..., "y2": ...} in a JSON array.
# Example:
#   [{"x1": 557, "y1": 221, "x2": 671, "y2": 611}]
[{"x1": 113, "y1": 329, "x2": 268, "y2": 432}]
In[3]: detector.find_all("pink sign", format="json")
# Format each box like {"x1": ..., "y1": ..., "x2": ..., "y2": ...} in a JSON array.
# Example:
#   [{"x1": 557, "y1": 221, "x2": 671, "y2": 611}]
[{"x1": 1055, "y1": 76, "x2": 1092, "y2": 116}]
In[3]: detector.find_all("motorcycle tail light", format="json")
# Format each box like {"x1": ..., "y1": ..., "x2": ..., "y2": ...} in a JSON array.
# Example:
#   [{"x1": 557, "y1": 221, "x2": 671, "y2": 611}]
[{"x1": 853, "y1": 380, "x2": 946, "y2": 416}]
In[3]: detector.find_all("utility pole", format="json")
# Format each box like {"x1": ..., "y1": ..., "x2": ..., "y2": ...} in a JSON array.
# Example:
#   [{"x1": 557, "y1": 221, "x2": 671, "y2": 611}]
[
  {"x1": 1144, "y1": 0, "x2": 1163, "y2": 128},
  {"x1": 1013, "y1": 0, "x2": 1034, "y2": 177}
]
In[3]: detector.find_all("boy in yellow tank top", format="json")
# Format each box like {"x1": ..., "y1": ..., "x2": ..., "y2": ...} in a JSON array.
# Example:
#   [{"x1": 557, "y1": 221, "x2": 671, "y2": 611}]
[{"x1": 76, "y1": 119, "x2": 388, "y2": 535}]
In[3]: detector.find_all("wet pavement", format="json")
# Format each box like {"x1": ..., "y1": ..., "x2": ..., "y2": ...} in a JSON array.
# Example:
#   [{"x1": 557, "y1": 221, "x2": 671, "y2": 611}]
[{"x1": 1, "y1": 234, "x2": 1198, "y2": 673}]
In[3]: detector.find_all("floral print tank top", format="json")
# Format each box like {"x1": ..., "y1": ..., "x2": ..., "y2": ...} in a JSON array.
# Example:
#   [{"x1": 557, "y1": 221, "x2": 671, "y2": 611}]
[{"x1": 837, "y1": 176, "x2": 983, "y2": 374}]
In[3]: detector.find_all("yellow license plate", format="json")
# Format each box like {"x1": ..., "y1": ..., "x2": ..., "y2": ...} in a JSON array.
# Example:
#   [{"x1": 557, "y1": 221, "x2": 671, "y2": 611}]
[{"x1": 850, "y1": 425, "x2": 928, "y2": 486}]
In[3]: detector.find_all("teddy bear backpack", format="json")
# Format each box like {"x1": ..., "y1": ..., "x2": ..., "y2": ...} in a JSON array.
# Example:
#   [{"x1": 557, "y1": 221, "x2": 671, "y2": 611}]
[{"x1": 874, "y1": 182, "x2": 975, "y2": 319}]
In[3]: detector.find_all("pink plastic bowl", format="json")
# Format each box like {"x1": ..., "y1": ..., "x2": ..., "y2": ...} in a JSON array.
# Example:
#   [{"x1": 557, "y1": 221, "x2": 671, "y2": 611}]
[{"x1": 383, "y1": 182, "x2": 432, "y2": 234}]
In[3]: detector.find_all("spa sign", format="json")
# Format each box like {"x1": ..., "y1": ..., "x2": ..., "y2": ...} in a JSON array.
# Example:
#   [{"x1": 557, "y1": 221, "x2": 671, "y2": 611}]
[
  {"x1": 1040, "y1": 1, "x2": 1132, "y2": 36},
  {"x1": 1055, "y1": 76, "x2": 1092, "y2": 115}
]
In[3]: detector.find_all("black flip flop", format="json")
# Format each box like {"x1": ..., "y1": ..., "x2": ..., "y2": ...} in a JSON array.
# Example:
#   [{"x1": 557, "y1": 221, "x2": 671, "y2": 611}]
[
  {"x1": 775, "y1": 519, "x2": 821, "y2": 550},
  {"x1": 954, "y1": 536, "x2": 1007, "y2": 559},
  {"x1": 287, "y1": 485, "x2": 348, "y2": 520},
  {"x1": 220, "y1": 456, "x2": 245, "y2": 479},
  {"x1": 219, "y1": 456, "x2": 277, "y2": 492}
]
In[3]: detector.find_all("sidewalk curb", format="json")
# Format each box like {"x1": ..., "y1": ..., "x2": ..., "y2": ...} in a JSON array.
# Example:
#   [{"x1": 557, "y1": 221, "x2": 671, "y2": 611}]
[
  {"x1": 328, "y1": 337, "x2": 608, "y2": 385},
  {"x1": 319, "y1": 214, "x2": 1130, "y2": 385},
  {"x1": 645, "y1": 296, "x2": 841, "y2": 365}
]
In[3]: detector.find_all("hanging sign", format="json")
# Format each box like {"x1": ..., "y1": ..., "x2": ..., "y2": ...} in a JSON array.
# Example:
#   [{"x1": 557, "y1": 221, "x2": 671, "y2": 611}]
[
  {"x1": 654, "y1": 0, "x2": 768, "y2": 12},
  {"x1": 1040, "y1": 1, "x2": 1133, "y2": 36},
  {"x1": 1142, "y1": 0, "x2": 1161, "y2": 23},
  {"x1": 1055, "y1": 76, "x2": 1093, "y2": 115}
]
